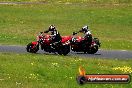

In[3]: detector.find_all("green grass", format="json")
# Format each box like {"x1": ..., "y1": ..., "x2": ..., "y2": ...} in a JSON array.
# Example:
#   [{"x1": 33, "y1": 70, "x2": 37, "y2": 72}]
[
  {"x1": 0, "y1": 0, "x2": 132, "y2": 4},
  {"x1": 0, "y1": 3, "x2": 132, "y2": 50},
  {"x1": 0, "y1": 2, "x2": 131, "y2": 88},
  {"x1": 0, "y1": 52, "x2": 132, "y2": 88}
]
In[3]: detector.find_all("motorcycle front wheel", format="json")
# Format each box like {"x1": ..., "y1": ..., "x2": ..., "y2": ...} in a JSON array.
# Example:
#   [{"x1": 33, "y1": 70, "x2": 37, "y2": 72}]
[{"x1": 26, "y1": 43, "x2": 39, "y2": 53}]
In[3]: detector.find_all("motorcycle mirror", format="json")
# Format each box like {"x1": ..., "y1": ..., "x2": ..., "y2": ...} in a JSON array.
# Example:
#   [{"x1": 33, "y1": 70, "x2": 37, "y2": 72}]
[
  {"x1": 40, "y1": 32, "x2": 43, "y2": 34},
  {"x1": 73, "y1": 32, "x2": 77, "y2": 35}
]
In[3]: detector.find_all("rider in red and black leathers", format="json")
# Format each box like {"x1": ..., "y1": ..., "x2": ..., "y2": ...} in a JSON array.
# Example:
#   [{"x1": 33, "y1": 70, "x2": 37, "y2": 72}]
[{"x1": 44, "y1": 25, "x2": 62, "y2": 47}]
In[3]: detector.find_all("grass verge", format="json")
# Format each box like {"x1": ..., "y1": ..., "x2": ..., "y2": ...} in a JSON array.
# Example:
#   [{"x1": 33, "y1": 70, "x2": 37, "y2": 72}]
[
  {"x1": 0, "y1": 3, "x2": 132, "y2": 50},
  {"x1": 0, "y1": 0, "x2": 132, "y2": 4},
  {"x1": 0, "y1": 52, "x2": 132, "y2": 88}
]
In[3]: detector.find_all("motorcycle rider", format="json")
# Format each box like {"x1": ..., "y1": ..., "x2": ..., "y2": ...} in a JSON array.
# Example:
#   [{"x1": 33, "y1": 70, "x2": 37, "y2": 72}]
[
  {"x1": 78, "y1": 25, "x2": 92, "y2": 47},
  {"x1": 44, "y1": 25, "x2": 62, "y2": 48}
]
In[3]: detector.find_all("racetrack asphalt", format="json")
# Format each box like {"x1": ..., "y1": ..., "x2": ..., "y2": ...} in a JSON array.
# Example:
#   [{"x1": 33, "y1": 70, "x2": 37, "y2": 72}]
[{"x1": 0, "y1": 45, "x2": 132, "y2": 59}]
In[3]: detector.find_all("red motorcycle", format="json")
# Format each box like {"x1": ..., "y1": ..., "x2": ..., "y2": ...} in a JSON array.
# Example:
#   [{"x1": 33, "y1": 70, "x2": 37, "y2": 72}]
[
  {"x1": 26, "y1": 32, "x2": 70, "y2": 55},
  {"x1": 69, "y1": 32, "x2": 101, "y2": 54}
]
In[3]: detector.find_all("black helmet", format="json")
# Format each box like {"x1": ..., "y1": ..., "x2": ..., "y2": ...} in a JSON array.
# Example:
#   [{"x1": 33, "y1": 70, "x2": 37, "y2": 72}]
[
  {"x1": 80, "y1": 26, "x2": 88, "y2": 33},
  {"x1": 49, "y1": 25, "x2": 56, "y2": 31}
]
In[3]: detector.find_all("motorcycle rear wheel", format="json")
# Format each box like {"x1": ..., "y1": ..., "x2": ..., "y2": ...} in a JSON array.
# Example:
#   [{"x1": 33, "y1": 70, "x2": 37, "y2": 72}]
[
  {"x1": 87, "y1": 45, "x2": 98, "y2": 54},
  {"x1": 58, "y1": 45, "x2": 70, "y2": 55}
]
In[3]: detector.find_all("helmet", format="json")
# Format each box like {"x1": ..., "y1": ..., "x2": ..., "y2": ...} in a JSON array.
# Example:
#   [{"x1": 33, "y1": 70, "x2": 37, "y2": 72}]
[
  {"x1": 49, "y1": 25, "x2": 56, "y2": 31},
  {"x1": 81, "y1": 26, "x2": 88, "y2": 33}
]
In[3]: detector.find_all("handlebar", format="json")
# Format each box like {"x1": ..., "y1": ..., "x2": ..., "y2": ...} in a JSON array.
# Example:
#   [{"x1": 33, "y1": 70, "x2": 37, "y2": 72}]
[{"x1": 72, "y1": 31, "x2": 80, "y2": 35}]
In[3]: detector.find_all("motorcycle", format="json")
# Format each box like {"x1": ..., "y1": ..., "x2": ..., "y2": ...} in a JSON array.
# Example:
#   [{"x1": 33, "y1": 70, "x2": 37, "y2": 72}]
[
  {"x1": 26, "y1": 32, "x2": 70, "y2": 55},
  {"x1": 69, "y1": 32, "x2": 101, "y2": 54}
]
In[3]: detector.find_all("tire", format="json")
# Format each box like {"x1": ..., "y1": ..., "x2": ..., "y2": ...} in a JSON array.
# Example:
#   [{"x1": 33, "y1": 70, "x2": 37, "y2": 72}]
[
  {"x1": 87, "y1": 45, "x2": 98, "y2": 54},
  {"x1": 58, "y1": 45, "x2": 70, "y2": 55},
  {"x1": 26, "y1": 43, "x2": 39, "y2": 53},
  {"x1": 57, "y1": 49, "x2": 63, "y2": 55},
  {"x1": 93, "y1": 38, "x2": 101, "y2": 47}
]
